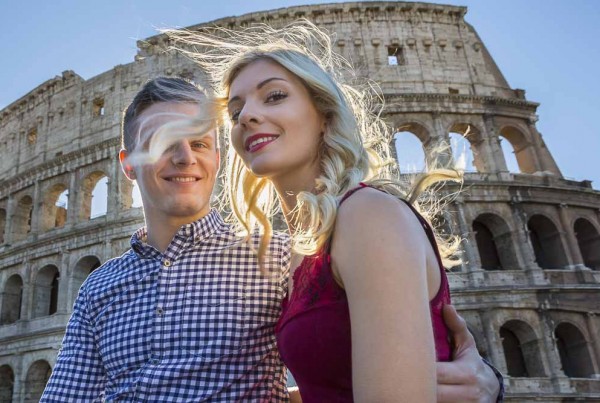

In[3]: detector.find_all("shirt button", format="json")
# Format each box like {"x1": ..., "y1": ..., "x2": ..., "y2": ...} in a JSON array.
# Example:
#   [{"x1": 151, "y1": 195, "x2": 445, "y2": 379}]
[
  {"x1": 156, "y1": 307, "x2": 164, "y2": 316},
  {"x1": 150, "y1": 358, "x2": 160, "y2": 365},
  {"x1": 194, "y1": 236, "x2": 201, "y2": 243},
  {"x1": 163, "y1": 259, "x2": 171, "y2": 267}
]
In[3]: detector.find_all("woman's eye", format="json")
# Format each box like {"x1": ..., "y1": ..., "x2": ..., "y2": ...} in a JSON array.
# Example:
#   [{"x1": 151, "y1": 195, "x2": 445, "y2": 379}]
[{"x1": 266, "y1": 90, "x2": 287, "y2": 103}]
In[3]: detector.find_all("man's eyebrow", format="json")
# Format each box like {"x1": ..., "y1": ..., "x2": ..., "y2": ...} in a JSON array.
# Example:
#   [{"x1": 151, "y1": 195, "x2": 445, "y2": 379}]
[{"x1": 227, "y1": 77, "x2": 288, "y2": 108}]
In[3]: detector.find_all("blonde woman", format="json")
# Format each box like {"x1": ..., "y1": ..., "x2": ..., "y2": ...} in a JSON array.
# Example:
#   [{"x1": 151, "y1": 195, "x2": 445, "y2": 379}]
[{"x1": 166, "y1": 21, "x2": 503, "y2": 402}]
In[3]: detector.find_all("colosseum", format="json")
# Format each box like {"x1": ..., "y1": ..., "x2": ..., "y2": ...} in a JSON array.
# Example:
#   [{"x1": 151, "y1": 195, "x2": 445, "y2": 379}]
[{"x1": 0, "y1": 1, "x2": 599, "y2": 401}]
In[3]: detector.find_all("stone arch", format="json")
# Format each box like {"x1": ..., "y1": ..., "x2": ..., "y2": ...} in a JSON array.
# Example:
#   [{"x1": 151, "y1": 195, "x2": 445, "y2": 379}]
[
  {"x1": 32, "y1": 265, "x2": 60, "y2": 318},
  {"x1": 393, "y1": 121, "x2": 438, "y2": 170},
  {"x1": 0, "y1": 207, "x2": 6, "y2": 244},
  {"x1": 41, "y1": 183, "x2": 69, "y2": 231},
  {"x1": 11, "y1": 195, "x2": 33, "y2": 242},
  {"x1": 472, "y1": 213, "x2": 519, "y2": 270},
  {"x1": 80, "y1": 171, "x2": 108, "y2": 220},
  {"x1": 574, "y1": 217, "x2": 600, "y2": 270},
  {"x1": 23, "y1": 360, "x2": 51, "y2": 403},
  {"x1": 0, "y1": 364, "x2": 14, "y2": 403},
  {"x1": 527, "y1": 214, "x2": 568, "y2": 269},
  {"x1": 71, "y1": 255, "x2": 101, "y2": 306},
  {"x1": 500, "y1": 319, "x2": 546, "y2": 377},
  {"x1": 555, "y1": 322, "x2": 595, "y2": 378},
  {"x1": 1, "y1": 274, "x2": 23, "y2": 325},
  {"x1": 499, "y1": 126, "x2": 537, "y2": 174}
]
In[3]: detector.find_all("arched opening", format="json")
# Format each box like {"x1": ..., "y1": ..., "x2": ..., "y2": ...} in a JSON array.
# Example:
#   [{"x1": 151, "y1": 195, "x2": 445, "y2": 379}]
[
  {"x1": 0, "y1": 365, "x2": 14, "y2": 403},
  {"x1": 32, "y1": 265, "x2": 60, "y2": 318},
  {"x1": 527, "y1": 215, "x2": 568, "y2": 269},
  {"x1": 472, "y1": 214, "x2": 518, "y2": 270},
  {"x1": 131, "y1": 181, "x2": 143, "y2": 208},
  {"x1": 449, "y1": 123, "x2": 485, "y2": 172},
  {"x1": 81, "y1": 172, "x2": 108, "y2": 220},
  {"x1": 449, "y1": 132, "x2": 477, "y2": 172},
  {"x1": 499, "y1": 126, "x2": 536, "y2": 174},
  {"x1": 473, "y1": 221, "x2": 502, "y2": 270},
  {"x1": 574, "y1": 218, "x2": 600, "y2": 270},
  {"x1": 394, "y1": 131, "x2": 426, "y2": 174},
  {"x1": 500, "y1": 320, "x2": 546, "y2": 377},
  {"x1": 1, "y1": 274, "x2": 23, "y2": 325},
  {"x1": 499, "y1": 135, "x2": 520, "y2": 173},
  {"x1": 72, "y1": 256, "x2": 101, "y2": 307},
  {"x1": 41, "y1": 184, "x2": 69, "y2": 230},
  {"x1": 0, "y1": 208, "x2": 6, "y2": 244},
  {"x1": 11, "y1": 195, "x2": 33, "y2": 242},
  {"x1": 555, "y1": 322, "x2": 595, "y2": 378},
  {"x1": 24, "y1": 360, "x2": 51, "y2": 403}
]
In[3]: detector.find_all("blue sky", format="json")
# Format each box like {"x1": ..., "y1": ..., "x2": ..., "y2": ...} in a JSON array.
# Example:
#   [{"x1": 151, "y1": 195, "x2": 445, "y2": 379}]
[{"x1": 1, "y1": 0, "x2": 599, "y2": 188}]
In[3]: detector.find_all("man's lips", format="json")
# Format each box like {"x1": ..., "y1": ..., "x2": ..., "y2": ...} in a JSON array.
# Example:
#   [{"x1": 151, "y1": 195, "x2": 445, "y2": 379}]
[
  {"x1": 162, "y1": 175, "x2": 201, "y2": 183},
  {"x1": 244, "y1": 133, "x2": 279, "y2": 153}
]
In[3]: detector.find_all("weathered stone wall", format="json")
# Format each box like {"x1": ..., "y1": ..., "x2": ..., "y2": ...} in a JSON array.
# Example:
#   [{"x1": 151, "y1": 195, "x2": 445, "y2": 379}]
[{"x1": 0, "y1": 2, "x2": 599, "y2": 401}]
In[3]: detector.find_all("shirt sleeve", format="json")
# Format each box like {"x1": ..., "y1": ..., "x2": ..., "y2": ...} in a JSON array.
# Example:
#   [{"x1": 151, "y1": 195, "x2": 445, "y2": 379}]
[
  {"x1": 482, "y1": 358, "x2": 504, "y2": 403},
  {"x1": 41, "y1": 286, "x2": 106, "y2": 402}
]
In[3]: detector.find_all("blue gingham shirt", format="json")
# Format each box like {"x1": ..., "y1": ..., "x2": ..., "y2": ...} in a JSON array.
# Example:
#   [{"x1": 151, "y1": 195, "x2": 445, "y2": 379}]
[{"x1": 41, "y1": 209, "x2": 291, "y2": 402}]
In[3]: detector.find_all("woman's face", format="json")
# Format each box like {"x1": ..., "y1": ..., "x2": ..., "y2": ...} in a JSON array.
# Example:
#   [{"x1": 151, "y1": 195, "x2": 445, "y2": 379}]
[{"x1": 227, "y1": 59, "x2": 326, "y2": 185}]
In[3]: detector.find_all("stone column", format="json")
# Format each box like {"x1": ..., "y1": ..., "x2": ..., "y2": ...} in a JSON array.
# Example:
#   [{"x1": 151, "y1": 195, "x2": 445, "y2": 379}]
[
  {"x1": 21, "y1": 260, "x2": 33, "y2": 321},
  {"x1": 527, "y1": 119, "x2": 552, "y2": 173},
  {"x1": 430, "y1": 112, "x2": 452, "y2": 168},
  {"x1": 509, "y1": 199, "x2": 546, "y2": 284},
  {"x1": 558, "y1": 203, "x2": 583, "y2": 268},
  {"x1": 480, "y1": 309, "x2": 505, "y2": 373},
  {"x1": 586, "y1": 313, "x2": 600, "y2": 374},
  {"x1": 66, "y1": 171, "x2": 78, "y2": 226},
  {"x1": 107, "y1": 155, "x2": 120, "y2": 220},
  {"x1": 30, "y1": 180, "x2": 41, "y2": 235},
  {"x1": 57, "y1": 249, "x2": 71, "y2": 314},
  {"x1": 539, "y1": 311, "x2": 571, "y2": 393},
  {"x1": 454, "y1": 201, "x2": 483, "y2": 287},
  {"x1": 4, "y1": 195, "x2": 16, "y2": 245},
  {"x1": 481, "y1": 114, "x2": 503, "y2": 173},
  {"x1": 557, "y1": 204, "x2": 586, "y2": 270},
  {"x1": 12, "y1": 357, "x2": 23, "y2": 403}
]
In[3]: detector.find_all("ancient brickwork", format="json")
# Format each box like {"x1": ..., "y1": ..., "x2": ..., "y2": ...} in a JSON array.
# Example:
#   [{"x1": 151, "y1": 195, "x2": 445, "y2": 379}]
[{"x1": 0, "y1": 2, "x2": 598, "y2": 401}]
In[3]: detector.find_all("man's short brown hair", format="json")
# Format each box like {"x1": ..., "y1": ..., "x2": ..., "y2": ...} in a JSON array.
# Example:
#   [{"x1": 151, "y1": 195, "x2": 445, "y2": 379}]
[{"x1": 121, "y1": 77, "x2": 207, "y2": 152}]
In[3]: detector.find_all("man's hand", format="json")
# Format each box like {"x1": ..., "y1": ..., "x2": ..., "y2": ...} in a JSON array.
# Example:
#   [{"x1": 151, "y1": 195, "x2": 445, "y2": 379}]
[{"x1": 436, "y1": 305, "x2": 501, "y2": 402}]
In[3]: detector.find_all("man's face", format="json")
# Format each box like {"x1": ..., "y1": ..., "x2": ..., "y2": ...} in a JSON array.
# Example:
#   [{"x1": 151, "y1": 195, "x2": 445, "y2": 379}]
[{"x1": 121, "y1": 102, "x2": 220, "y2": 225}]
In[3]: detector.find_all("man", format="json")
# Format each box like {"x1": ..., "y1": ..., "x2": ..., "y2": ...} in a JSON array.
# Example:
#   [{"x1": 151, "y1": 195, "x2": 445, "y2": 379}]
[{"x1": 42, "y1": 77, "x2": 502, "y2": 401}]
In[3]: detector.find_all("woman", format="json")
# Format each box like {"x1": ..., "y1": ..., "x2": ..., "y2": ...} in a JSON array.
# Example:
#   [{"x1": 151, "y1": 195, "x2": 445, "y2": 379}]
[{"x1": 168, "y1": 22, "x2": 472, "y2": 402}]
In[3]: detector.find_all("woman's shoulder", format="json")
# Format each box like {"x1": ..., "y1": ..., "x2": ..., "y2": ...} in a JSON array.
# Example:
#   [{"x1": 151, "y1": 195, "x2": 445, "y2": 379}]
[{"x1": 336, "y1": 186, "x2": 420, "y2": 232}]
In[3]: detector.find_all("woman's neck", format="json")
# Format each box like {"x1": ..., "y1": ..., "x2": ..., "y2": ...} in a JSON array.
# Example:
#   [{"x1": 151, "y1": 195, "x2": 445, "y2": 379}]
[{"x1": 271, "y1": 166, "x2": 320, "y2": 235}]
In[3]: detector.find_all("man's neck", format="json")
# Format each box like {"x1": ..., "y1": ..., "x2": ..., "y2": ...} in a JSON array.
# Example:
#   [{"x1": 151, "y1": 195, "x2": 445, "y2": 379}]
[{"x1": 145, "y1": 211, "x2": 210, "y2": 253}]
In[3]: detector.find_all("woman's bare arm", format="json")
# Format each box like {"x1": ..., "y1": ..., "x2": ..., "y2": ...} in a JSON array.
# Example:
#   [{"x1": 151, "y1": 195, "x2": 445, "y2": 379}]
[{"x1": 331, "y1": 188, "x2": 437, "y2": 402}]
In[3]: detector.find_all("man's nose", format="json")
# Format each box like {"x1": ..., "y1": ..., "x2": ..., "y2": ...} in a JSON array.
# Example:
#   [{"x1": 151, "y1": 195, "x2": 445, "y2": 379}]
[{"x1": 171, "y1": 141, "x2": 196, "y2": 166}]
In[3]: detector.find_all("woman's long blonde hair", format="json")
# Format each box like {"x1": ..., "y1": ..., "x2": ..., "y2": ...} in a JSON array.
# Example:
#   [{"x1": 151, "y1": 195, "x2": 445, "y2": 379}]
[{"x1": 165, "y1": 20, "x2": 462, "y2": 265}]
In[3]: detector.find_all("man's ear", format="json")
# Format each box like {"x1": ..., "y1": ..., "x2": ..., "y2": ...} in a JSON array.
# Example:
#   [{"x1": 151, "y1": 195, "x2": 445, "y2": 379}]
[{"x1": 119, "y1": 149, "x2": 136, "y2": 180}]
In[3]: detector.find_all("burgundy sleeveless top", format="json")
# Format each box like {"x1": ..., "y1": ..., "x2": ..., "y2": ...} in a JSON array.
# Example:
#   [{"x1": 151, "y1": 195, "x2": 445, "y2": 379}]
[{"x1": 275, "y1": 184, "x2": 451, "y2": 402}]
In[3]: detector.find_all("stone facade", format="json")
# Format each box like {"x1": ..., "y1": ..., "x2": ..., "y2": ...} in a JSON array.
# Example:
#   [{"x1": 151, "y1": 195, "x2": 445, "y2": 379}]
[{"x1": 0, "y1": 2, "x2": 599, "y2": 401}]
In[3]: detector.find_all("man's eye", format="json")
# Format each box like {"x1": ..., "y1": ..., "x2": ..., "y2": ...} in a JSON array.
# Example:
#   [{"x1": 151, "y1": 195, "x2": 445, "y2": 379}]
[
  {"x1": 266, "y1": 90, "x2": 287, "y2": 103},
  {"x1": 230, "y1": 109, "x2": 241, "y2": 122},
  {"x1": 191, "y1": 141, "x2": 208, "y2": 149}
]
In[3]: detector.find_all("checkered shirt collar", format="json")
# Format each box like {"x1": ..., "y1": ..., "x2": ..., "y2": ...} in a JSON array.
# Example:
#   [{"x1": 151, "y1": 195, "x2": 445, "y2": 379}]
[{"x1": 130, "y1": 208, "x2": 224, "y2": 257}]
